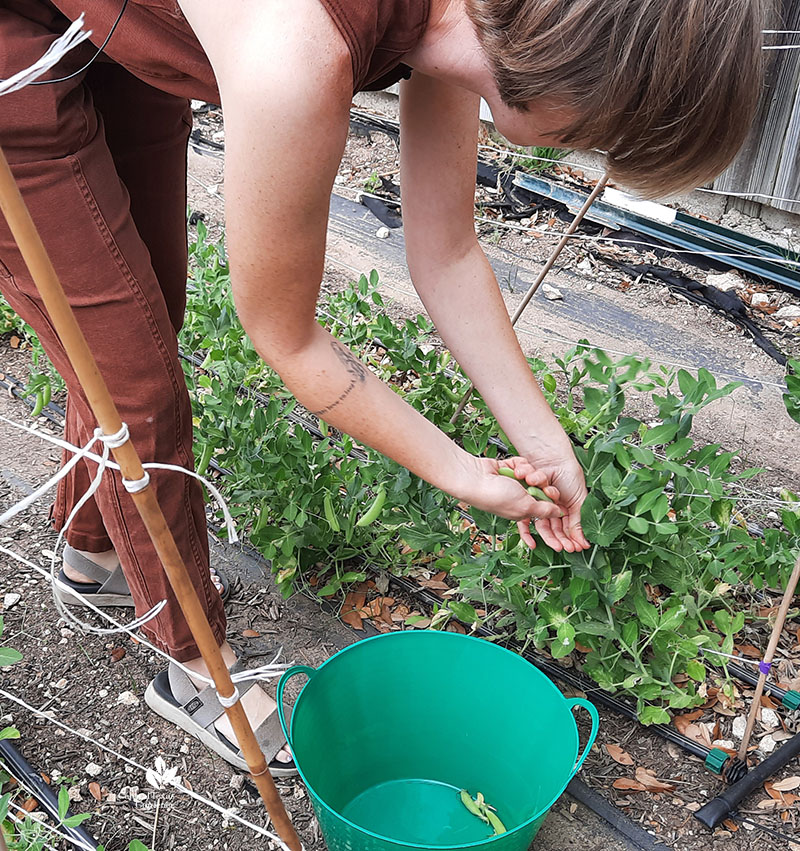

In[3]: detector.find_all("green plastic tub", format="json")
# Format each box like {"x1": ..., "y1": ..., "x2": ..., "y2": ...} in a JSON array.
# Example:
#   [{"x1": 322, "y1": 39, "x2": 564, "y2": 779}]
[{"x1": 277, "y1": 630, "x2": 598, "y2": 851}]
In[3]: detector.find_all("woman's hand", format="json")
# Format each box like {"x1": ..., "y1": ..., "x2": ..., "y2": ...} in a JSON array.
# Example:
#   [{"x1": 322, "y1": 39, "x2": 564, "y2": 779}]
[
  {"x1": 513, "y1": 448, "x2": 590, "y2": 553},
  {"x1": 454, "y1": 450, "x2": 589, "y2": 553},
  {"x1": 453, "y1": 454, "x2": 563, "y2": 540}
]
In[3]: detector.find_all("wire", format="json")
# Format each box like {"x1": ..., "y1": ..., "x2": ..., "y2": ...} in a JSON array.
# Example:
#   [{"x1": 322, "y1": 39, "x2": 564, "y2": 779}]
[
  {"x1": 30, "y1": 0, "x2": 129, "y2": 87},
  {"x1": 733, "y1": 812, "x2": 800, "y2": 845},
  {"x1": 0, "y1": 688, "x2": 292, "y2": 850}
]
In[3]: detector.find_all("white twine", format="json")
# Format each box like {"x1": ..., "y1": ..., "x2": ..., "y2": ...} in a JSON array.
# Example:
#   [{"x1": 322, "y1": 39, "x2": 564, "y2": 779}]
[
  {"x1": 0, "y1": 689, "x2": 298, "y2": 851},
  {"x1": 0, "y1": 15, "x2": 92, "y2": 96},
  {"x1": 0, "y1": 411, "x2": 289, "y2": 694},
  {"x1": 4, "y1": 797, "x2": 95, "y2": 851},
  {"x1": 4, "y1": 811, "x2": 70, "y2": 851}
]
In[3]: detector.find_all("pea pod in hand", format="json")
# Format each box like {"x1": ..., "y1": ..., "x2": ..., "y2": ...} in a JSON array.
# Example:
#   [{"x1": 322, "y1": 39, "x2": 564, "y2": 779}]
[{"x1": 497, "y1": 465, "x2": 554, "y2": 503}]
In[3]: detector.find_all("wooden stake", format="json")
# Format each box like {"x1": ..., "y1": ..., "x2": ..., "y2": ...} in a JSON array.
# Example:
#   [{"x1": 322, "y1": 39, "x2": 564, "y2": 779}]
[
  {"x1": 0, "y1": 147, "x2": 302, "y2": 851},
  {"x1": 450, "y1": 173, "x2": 609, "y2": 423},
  {"x1": 738, "y1": 552, "x2": 800, "y2": 760}
]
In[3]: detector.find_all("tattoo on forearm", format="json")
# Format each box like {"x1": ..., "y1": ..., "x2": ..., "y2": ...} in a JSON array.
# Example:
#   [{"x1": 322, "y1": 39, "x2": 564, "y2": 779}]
[
  {"x1": 311, "y1": 342, "x2": 367, "y2": 417},
  {"x1": 331, "y1": 340, "x2": 367, "y2": 383}
]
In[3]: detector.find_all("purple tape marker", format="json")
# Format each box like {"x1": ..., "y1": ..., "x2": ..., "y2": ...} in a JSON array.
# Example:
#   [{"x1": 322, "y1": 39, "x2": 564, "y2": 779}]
[{"x1": 759, "y1": 660, "x2": 772, "y2": 676}]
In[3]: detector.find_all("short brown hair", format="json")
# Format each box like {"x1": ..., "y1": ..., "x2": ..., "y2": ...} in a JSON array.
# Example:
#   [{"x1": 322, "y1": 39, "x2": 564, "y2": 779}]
[{"x1": 466, "y1": 0, "x2": 769, "y2": 197}]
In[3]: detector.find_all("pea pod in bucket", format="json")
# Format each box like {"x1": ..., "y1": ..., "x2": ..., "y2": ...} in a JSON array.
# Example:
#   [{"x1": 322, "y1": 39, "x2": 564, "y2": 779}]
[{"x1": 497, "y1": 466, "x2": 554, "y2": 503}]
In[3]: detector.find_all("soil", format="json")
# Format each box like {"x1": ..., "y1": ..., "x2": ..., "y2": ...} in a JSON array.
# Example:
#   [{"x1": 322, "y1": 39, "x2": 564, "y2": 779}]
[{"x1": 0, "y1": 103, "x2": 799, "y2": 851}]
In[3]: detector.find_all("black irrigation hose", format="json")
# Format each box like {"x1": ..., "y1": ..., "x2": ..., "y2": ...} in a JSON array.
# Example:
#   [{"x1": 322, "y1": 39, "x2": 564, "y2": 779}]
[
  {"x1": 565, "y1": 778, "x2": 668, "y2": 850},
  {"x1": 0, "y1": 738, "x2": 100, "y2": 850},
  {"x1": 695, "y1": 728, "x2": 800, "y2": 829},
  {"x1": 727, "y1": 660, "x2": 800, "y2": 711}
]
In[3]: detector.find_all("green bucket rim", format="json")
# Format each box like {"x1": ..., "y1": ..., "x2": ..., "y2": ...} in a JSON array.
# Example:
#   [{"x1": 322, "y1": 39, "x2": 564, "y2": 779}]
[{"x1": 279, "y1": 630, "x2": 596, "y2": 851}]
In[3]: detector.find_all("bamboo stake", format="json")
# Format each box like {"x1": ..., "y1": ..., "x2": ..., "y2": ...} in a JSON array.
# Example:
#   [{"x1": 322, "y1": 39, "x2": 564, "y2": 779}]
[
  {"x1": 738, "y1": 552, "x2": 800, "y2": 760},
  {"x1": 0, "y1": 147, "x2": 302, "y2": 851},
  {"x1": 450, "y1": 173, "x2": 609, "y2": 423}
]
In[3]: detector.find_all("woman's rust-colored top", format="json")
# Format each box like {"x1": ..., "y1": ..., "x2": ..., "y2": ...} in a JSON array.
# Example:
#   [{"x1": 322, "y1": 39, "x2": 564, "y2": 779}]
[
  {"x1": 52, "y1": 0, "x2": 431, "y2": 102},
  {"x1": 318, "y1": 0, "x2": 431, "y2": 92}
]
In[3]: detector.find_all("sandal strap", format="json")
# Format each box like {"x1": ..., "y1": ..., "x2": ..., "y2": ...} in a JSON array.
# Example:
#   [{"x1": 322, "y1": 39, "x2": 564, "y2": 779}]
[
  {"x1": 168, "y1": 660, "x2": 257, "y2": 730},
  {"x1": 63, "y1": 545, "x2": 129, "y2": 596},
  {"x1": 249, "y1": 704, "x2": 291, "y2": 763}
]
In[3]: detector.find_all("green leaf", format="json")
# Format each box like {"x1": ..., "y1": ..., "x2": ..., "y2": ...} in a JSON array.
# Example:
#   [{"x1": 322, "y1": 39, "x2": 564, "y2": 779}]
[
  {"x1": 609, "y1": 570, "x2": 633, "y2": 603},
  {"x1": 713, "y1": 610, "x2": 732, "y2": 634},
  {"x1": 448, "y1": 602, "x2": 478, "y2": 624},
  {"x1": 650, "y1": 494, "x2": 671, "y2": 523},
  {"x1": 631, "y1": 445, "x2": 655, "y2": 466},
  {"x1": 0, "y1": 648, "x2": 22, "y2": 667},
  {"x1": 627, "y1": 515, "x2": 649, "y2": 535},
  {"x1": 63, "y1": 813, "x2": 93, "y2": 827},
  {"x1": 129, "y1": 842, "x2": 151, "y2": 851},
  {"x1": 622, "y1": 620, "x2": 639, "y2": 647},
  {"x1": 641, "y1": 423, "x2": 680, "y2": 446},
  {"x1": 665, "y1": 437, "x2": 693, "y2": 459},
  {"x1": 660, "y1": 606, "x2": 686, "y2": 633},
  {"x1": 58, "y1": 786, "x2": 69, "y2": 822},
  {"x1": 0, "y1": 727, "x2": 19, "y2": 741},
  {"x1": 686, "y1": 660, "x2": 706, "y2": 682},
  {"x1": 634, "y1": 595, "x2": 659, "y2": 630},
  {"x1": 635, "y1": 488, "x2": 665, "y2": 516},
  {"x1": 638, "y1": 705, "x2": 670, "y2": 725}
]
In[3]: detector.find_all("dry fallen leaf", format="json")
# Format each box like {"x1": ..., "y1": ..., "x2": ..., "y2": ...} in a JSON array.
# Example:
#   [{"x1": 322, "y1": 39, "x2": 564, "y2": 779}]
[
  {"x1": 635, "y1": 767, "x2": 675, "y2": 793},
  {"x1": 242, "y1": 628, "x2": 260, "y2": 638},
  {"x1": 678, "y1": 722, "x2": 713, "y2": 749},
  {"x1": 88, "y1": 782, "x2": 102, "y2": 802},
  {"x1": 772, "y1": 776, "x2": 800, "y2": 792},
  {"x1": 722, "y1": 819, "x2": 739, "y2": 832},
  {"x1": 341, "y1": 610, "x2": 363, "y2": 630},
  {"x1": 605, "y1": 744, "x2": 635, "y2": 766},
  {"x1": 612, "y1": 778, "x2": 646, "y2": 792},
  {"x1": 674, "y1": 710, "x2": 703, "y2": 732},
  {"x1": 9, "y1": 336, "x2": 20, "y2": 349},
  {"x1": 110, "y1": 646, "x2": 126, "y2": 663}
]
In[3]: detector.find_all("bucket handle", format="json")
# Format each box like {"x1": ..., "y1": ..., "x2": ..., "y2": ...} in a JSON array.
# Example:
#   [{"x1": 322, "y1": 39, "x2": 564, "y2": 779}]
[
  {"x1": 276, "y1": 664, "x2": 316, "y2": 749},
  {"x1": 565, "y1": 697, "x2": 600, "y2": 780}
]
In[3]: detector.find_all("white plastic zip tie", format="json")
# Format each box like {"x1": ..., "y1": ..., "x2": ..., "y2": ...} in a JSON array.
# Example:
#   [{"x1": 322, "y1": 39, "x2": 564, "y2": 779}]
[
  {"x1": 0, "y1": 15, "x2": 92, "y2": 96},
  {"x1": 217, "y1": 686, "x2": 241, "y2": 708}
]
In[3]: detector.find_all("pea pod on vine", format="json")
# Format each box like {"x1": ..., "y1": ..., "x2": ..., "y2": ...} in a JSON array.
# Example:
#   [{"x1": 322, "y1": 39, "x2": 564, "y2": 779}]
[{"x1": 355, "y1": 486, "x2": 386, "y2": 527}]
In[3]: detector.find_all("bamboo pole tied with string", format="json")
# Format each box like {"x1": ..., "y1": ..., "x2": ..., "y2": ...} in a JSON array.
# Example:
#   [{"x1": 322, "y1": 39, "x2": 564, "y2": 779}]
[{"x1": 0, "y1": 26, "x2": 302, "y2": 847}]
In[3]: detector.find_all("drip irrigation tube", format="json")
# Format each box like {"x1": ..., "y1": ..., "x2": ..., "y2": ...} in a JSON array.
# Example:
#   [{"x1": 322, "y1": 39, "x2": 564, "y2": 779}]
[
  {"x1": 0, "y1": 738, "x2": 99, "y2": 850},
  {"x1": 694, "y1": 728, "x2": 800, "y2": 829},
  {"x1": 564, "y1": 778, "x2": 668, "y2": 850},
  {"x1": 513, "y1": 173, "x2": 800, "y2": 294},
  {"x1": 727, "y1": 661, "x2": 800, "y2": 711}
]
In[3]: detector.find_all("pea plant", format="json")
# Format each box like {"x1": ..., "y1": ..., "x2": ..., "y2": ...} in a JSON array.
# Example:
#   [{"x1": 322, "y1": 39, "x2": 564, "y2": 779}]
[
  {"x1": 179, "y1": 228, "x2": 799, "y2": 720},
  {"x1": 1, "y1": 223, "x2": 797, "y2": 722}
]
